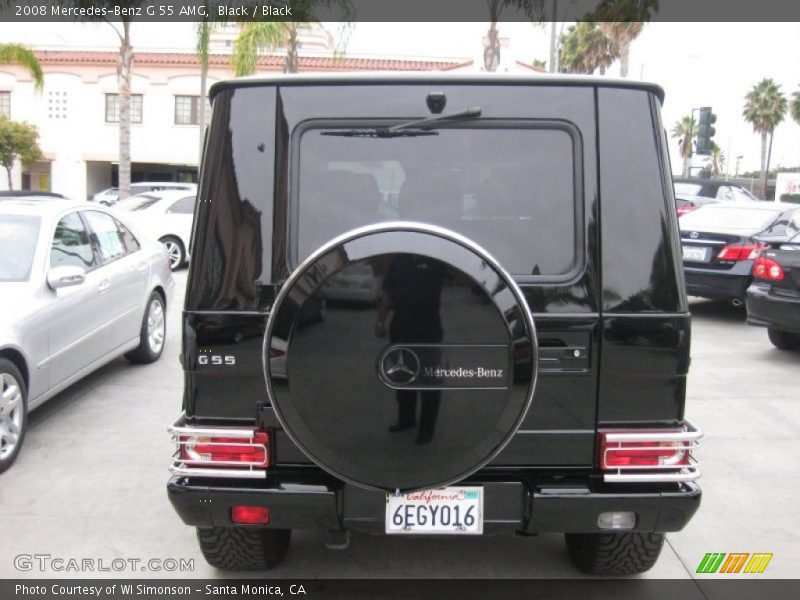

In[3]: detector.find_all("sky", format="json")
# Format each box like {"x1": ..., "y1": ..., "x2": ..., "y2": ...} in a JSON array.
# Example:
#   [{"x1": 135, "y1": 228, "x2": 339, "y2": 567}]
[{"x1": 1, "y1": 21, "x2": 799, "y2": 175}]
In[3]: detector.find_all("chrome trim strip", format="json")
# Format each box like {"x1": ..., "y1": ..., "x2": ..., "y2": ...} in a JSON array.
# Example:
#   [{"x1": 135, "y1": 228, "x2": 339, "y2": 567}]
[{"x1": 680, "y1": 238, "x2": 726, "y2": 245}]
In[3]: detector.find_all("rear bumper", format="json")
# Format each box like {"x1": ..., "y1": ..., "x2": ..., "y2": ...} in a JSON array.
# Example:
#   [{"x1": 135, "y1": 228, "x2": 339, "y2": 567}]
[
  {"x1": 167, "y1": 472, "x2": 701, "y2": 535},
  {"x1": 684, "y1": 264, "x2": 752, "y2": 301},
  {"x1": 746, "y1": 284, "x2": 800, "y2": 333}
]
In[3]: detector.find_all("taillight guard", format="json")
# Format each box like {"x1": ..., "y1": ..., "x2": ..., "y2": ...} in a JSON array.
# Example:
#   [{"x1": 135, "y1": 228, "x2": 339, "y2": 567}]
[
  {"x1": 599, "y1": 420, "x2": 702, "y2": 483},
  {"x1": 168, "y1": 413, "x2": 270, "y2": 479}
]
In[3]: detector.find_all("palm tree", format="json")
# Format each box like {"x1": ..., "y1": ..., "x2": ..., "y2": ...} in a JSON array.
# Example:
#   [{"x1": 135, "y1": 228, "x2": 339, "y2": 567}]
[
  {"x1": 231, "y1": 1, "x2": 354, "y2": 76},
  {"x1": 483, "y1": 1, "x2": 544, "y2": 72},
  {"x1": 195, "y1": 19, "x2": 212, "y2": 162},
  {"x1": 593, "y1": 0, "x2": 659, "y2": 77},
  {"x1": 706, "y1": 143, "x2": 725, "y2": 178},
  {"x1": 232, "y1": 22, "x2": 287, "y2": 76},
  {"x1": 671, "y1": 116, "x2": 696, "y2": 178},
  {"x1": 559, "y1": 21, "x2": 617, "y2": 74},
  {"x1": 0, "y1": 44, "x2": 44, "y2": 91},
  {"x1": 791, "y1": 88, "x2": 800, "y2": 126},
  {"x1": 743, "y1": 78, "x2": 788, "y2": 199}
]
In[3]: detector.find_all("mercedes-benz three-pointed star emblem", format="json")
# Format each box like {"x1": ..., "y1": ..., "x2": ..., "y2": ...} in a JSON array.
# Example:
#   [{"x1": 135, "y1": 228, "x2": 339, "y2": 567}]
[{"x1": 381, "y1": 347, "x2": 421, "y2": 385}]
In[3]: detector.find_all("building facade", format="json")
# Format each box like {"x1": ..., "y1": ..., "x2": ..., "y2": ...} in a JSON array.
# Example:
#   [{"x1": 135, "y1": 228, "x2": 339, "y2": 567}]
[{"x1": 0, "y1": 44, "x2": 473, "y2": 200}]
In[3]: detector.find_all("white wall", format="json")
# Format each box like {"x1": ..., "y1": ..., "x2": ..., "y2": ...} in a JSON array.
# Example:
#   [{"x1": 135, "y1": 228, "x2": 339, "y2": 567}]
[{"x1": 2, "y1": 67, "x2": 209, "y2": 199}]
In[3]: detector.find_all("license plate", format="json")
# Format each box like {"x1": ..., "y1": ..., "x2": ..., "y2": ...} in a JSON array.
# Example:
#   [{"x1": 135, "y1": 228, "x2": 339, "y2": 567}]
[
  {"x1": 385, "y1": 486, "x2": 483, "y2": 535},
  {"x1": 682, "y1": 245, "x2": 710, "y2": 263}
]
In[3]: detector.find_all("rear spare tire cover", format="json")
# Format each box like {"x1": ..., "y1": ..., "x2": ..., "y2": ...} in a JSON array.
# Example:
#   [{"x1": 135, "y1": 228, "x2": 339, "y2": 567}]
[{"x1": 264, "y1": 223, "x2": 537, "y2": 492}]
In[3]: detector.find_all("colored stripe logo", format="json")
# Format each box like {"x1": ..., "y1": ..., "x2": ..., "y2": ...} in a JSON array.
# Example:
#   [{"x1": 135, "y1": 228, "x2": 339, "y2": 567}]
[{"x1": 697, "y1": 553, "x2": 773, "y2": 574}]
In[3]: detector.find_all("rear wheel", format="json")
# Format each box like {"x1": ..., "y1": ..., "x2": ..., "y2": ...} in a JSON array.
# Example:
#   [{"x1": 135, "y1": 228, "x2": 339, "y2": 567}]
[
  {"x1": 160, "y1": 236, "x2": 185, "y2": 271},
  {"x1": 767, "y1": 328, "x2": 800, "y2": 351},
  {"x1": 125, "y1": 291, "x2": 166, "y2": 364},
  {"x1": 0, "y1": 359, "x2": 27, "y2": 474},
  {"x1": 565, "y1": 532, "x2": 665, "y2": 575},
  {"x1": 196, "y1": 527, "x2": 291, "y2": 571}
]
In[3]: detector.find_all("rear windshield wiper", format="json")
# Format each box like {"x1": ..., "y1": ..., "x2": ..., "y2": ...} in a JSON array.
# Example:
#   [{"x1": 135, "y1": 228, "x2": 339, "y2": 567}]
[{"x1": 321, "y1": 107, "x2": 482, "y2": 138}]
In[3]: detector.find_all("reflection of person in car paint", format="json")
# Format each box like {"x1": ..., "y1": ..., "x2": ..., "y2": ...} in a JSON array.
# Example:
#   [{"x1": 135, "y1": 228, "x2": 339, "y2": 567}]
[{"x1": 375, "y1": 254, "x2": 445, "y2": 445}]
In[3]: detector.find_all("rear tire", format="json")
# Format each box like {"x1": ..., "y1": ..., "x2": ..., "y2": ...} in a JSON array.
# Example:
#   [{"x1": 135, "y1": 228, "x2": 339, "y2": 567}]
[
  {"x1": 0, "y1": 359, "x2": 28, "y2": 474},
  {"x1": 565, "y1": 532, "x2": 665, "y2": 575},
  {"x1": 125, "y1": 291, "x2": 166, "y2": 364},
  {"x1": 196, "y1": 527, "x2": 291, "y2": 571},
  {"x1": 767, "y1": 328, "x2": 800, "y2": 351},
  {"x1": 160, "y1": 236, "x2": 185, "y2": 271}
]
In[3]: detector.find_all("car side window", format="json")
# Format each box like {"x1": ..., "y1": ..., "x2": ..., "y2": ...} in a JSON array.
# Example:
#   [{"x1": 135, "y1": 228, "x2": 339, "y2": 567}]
[
  {"x1": 83, "y1": 211, "x2": 129, "y2": 265},
  {"x1": 117, "y1": 219, "x2": 141, "y2": 253},
  {"x1": 167, "y1": 195, "x2": 196, "y2": 214},
  {"x1": 50, "y1": 212, "x2": 96, "y2": 270},
  {"x1": 788, "y1": 210, "x2": 800, "y2": 236},
  {"x1": 716, "y1": 186, "x2": 734, "y2": 201}
]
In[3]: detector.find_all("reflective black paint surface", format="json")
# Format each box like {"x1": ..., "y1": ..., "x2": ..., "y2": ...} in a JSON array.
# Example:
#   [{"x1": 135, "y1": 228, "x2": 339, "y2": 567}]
[
  {"x1": 182, "y1": 81, "x2": 689, "y2": 470},
  {"x1": 265, "y1": 227, "x2": 535, "y2": 492}
]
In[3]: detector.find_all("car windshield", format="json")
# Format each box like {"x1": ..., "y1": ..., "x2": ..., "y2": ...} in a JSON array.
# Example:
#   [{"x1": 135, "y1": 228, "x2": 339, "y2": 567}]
[
  {"x1": 0, "y1": 214, "x2": 41, "y2": 281},
  {"x1": 679, "y1": 206, "x2": 782, "y2": 232},
  {"x1": 674, "y1": 183, "x2": 702, "y2": 197},
  {"x1": 114, "y1": 194, "x2": 162, "y2": 212}
]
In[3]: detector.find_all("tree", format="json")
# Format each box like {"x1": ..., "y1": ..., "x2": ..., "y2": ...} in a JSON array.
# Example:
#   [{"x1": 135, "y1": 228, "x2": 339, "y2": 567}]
[
  {"x1": 743, "y1": 78, "x2": 788, "y2": 199},
  {"x1": 671, "y1": 116, "x2": 696, "y2": 178},
  {"x1": 64, "y1": 1, "x2": 140, "y2": 201},
  {"x1": 791, "y1": 88, "x2": 800, "y2": 126},
  {"x1": 0, "y1": 44, "x2": 44, "y2": 91},
  {"x1": 592, "y1": 0, "x2": 659, "y2": 77},
  {"x1": 558, "y1": 21, "x2": 617, "y2": 74},
  {"x1": 706, "y1": 143, "x2": 725, "y2": 178},
  {"x1": 231, "y1": 1, "x2": 354, "y2": 76},
  {"x1": 0, "y1": 117, "x2": 43, "y2": 190},
  {"x1": 483, "y1": 1, "x2": 544, "y2": 72},
  {"x1": 196, "y1": 18, "x2": 212, "y2": 162}
]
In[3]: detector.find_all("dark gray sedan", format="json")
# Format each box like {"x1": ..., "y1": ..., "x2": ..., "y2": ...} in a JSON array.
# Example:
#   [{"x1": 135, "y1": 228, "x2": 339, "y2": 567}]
[{"x1": 0, "y1": 198, "x2": 174, "y2": 472}]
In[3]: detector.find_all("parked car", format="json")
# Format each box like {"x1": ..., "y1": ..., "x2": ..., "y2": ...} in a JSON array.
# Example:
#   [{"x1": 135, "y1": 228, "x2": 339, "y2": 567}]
[
  {"x1": 322, "y1": 262, "x2": 383, "y2": 304},
  {"x1": 0, "y1": 199, "x2": 174, "y2": 473},
  {"x1": 673, "y1": 177, "x2": 758, "y2": 217},
  {"x1": 167, "y1": 74, "x2": 702, "y2": 576},
  {"x1": 113, "y1": 191, "x2": 196, "y2": 270},
  {"x1": 746, "y1": 229, "x2": 800, "y2": 350},
  {"x1": 680, "y1": 201, "x2": 800, "y2": 304},
  {"x1": 91, "y1": 182, "x2": 197, "y2": 206}
]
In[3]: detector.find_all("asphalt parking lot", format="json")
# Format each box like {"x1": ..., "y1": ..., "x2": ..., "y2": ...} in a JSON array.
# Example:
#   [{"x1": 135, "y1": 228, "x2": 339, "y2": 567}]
[{"x1": 1, "y1": 270, "x2": 798, "y2": 579}]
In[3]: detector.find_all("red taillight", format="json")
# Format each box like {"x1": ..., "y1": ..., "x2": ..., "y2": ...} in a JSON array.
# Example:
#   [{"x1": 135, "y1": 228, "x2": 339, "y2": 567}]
[
  {"x1": 676, "y1": 205, "x2": 697, "y2": 217},
  {"x1": 180, "y1": 430, "x2": 269, "y2": 467},
  {"x1": 717, "y1": 244, "x2": 764, "y2": 261},
  {"x1": 231, "y1": 505, "x2": 270, "y2": 525},
  {"x1": 599, "y1": 430, "x2": 690, "y2": 469},
  {"x1": 753, "y1": 255, "x2": 785, "y2": 281}
]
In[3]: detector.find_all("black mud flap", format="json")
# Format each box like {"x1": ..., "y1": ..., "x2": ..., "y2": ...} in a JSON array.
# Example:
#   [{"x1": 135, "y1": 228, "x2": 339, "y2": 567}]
[{"x1": 264, "y1": 223, "x2": 537, "y2": 492}]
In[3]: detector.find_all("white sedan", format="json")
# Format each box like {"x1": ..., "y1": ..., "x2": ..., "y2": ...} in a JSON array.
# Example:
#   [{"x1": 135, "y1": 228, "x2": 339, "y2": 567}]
[
  {"x1": 0, "y1": 198, "x2": 174, "y2": 473},
  {"x1": 113, "y1": 191, "x2": 196, "y2": 270}
]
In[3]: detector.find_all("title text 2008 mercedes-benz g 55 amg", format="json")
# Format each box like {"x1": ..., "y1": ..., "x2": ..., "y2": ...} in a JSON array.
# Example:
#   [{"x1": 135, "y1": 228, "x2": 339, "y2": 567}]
[{"x1": 167, "y1": 74, "x2": 701, "y2": 575}]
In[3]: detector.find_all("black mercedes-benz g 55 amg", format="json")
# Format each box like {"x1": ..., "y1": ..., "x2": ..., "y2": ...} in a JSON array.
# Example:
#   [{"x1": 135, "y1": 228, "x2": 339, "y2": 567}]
[{"x1": 168, "y1": 74, "x2": 702, "y2": 575}]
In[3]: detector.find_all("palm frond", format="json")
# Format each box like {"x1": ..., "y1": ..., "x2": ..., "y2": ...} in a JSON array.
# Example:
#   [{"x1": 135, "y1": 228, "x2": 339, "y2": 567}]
[
  {"x1": 0, "y1": 44, "x2": 44, "y2": 91},
  {"x1": 231, "y1": 22, "x2": 287, "y2": 77}
]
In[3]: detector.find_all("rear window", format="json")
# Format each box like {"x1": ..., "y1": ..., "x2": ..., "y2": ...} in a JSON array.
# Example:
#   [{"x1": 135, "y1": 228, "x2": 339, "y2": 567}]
[
  {"x1": 680, "y1": 206, "x2": 782, "y2": 232},
  {"x1": 115, "y1": 194, "x2": 161, "y2": 212},
  {"x1": 294, "y1": 123, "x2": 581, "y2": 277}
]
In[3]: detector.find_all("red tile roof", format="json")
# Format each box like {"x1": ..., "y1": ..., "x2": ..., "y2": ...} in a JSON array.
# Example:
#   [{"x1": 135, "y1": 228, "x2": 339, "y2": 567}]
[{"x1": 34, "y1": 50, "x2": 473, "y2": 72}]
